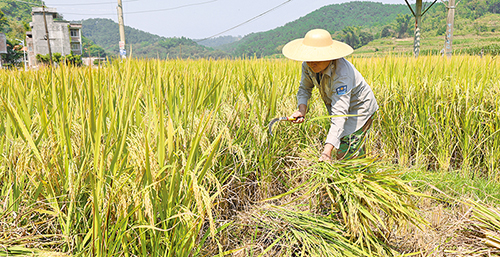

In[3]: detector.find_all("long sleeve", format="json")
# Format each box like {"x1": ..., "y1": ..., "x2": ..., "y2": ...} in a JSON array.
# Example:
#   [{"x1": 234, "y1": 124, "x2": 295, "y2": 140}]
[
  {"x1": 295, "y1": 58, "x2": 378, "y2": 150},
  {"x1": 324, "y1": 70, "x2": 353, "y2": 149},
  {"x1": 296, "y1": 62, "x2": 314, "y2": 108}
]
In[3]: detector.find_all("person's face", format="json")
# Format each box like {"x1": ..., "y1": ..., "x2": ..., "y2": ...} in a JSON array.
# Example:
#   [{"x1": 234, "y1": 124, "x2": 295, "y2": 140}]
[{"x1": 306, "y1": 60, "x2": 331, "y2": 73}]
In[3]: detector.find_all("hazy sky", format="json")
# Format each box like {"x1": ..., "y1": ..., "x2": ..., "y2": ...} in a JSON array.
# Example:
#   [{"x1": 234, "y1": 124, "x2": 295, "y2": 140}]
[{"x1": 42, "y1": 0, "x2": 410, "y2": 39}]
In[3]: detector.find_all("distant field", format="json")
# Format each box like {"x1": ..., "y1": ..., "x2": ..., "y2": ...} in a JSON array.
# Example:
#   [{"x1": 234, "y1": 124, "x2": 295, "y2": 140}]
[
  {"x1": 355, "y1": 33, "x2": 500, "y2": 56},
  {"x1": 355, "y1": 13, "x2": 500, "y2": 57}
]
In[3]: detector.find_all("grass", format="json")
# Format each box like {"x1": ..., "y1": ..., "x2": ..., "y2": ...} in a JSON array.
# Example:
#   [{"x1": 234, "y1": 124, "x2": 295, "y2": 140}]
[
  {"x1": 403, "y1": 168, "x2": 500, "y2": 203},
  {"x1": 0, "y1": 55, "x2": 499, "y2": 256}
]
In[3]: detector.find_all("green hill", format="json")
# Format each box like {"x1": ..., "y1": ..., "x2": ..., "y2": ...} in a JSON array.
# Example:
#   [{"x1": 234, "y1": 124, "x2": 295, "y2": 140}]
[
  {"x1": 221, "y1": 0, "x2": 500, "y2": 57},
  {"x1": 353, "y1": 0, "x2": 500, "y2": 57},
  {"x1": 222, "y1": 2, "x2": 410, "y2": 58},
  {"x1": 0, "y1": 1, "x2": 228, "y2": 60},
  {"x1": 196, "y1": 35, "x2": 242, "y2": 48},
  {"x1": 0, "y1": 0, "x2": 44, "y2": 39},
  {"x1": 81, "y1": 18, "x2": 163, "y2": 54},
  {"x1": 81, "y1": 18, "x2": 229, "y2": 59}
]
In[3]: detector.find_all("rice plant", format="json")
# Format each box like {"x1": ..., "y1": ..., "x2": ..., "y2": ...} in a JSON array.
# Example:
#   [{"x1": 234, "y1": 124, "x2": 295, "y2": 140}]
[
  {"x1": 0, "y1": 55, "x2": 498, "y2": 255},
  {"x1": 357, "y1": 55, "x2": 500, "y2": 177}
]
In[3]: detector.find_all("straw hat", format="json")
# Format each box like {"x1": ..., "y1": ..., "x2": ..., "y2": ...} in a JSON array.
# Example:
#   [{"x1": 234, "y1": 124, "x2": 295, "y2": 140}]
[{"x1": 282, "y1": 29, "x2": 353, "y2": 61}]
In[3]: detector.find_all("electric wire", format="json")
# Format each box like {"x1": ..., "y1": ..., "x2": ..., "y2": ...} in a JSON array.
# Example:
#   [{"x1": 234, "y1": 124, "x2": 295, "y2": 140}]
[
  {"x1": 122, "y1": 0, "x2": 217, "y2": 14},
  {"x1": 9, "y1": 0, "x2": 294, "y2": 42},
  {"x1": 56, "y1": 0, "x2": 218, "y2": 15},
  {"x1": 196, "y1": 0, "x2": 293, "y2": 42},
  {"x1": 9, "y1": 0, "x2": 138, "y2": 5},
  {"x1": 43, "y1": 0, "x2": 138, "y2": 6},
  {"x1": 9, "y1": 0, "x2": 217, "y2": 15}
]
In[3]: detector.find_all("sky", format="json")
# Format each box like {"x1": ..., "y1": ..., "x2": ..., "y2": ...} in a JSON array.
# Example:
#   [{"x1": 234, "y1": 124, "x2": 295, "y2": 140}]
[{"x1": 42, "y1": 0, "x2": 411, "y2": 40}]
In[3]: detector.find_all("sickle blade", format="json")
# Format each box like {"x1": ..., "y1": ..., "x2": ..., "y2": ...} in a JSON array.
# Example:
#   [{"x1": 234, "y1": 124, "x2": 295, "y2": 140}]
[{"x1": 268, "y1": 117, "x2": 280, "y2": 136}]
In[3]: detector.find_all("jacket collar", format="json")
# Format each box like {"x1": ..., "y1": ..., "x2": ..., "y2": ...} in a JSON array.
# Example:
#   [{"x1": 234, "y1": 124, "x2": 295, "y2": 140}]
[
  {"x1": 322, "y1": 60, "x2": 335, "y2": 77},
  {"x1": 305, "y1": 60, "x2": 335, "y2": 78}
]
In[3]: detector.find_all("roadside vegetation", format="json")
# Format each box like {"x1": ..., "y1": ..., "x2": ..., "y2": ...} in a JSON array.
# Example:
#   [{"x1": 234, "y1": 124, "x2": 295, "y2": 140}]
[{"x1": 0, "y1": 55, "x2": 499, "y2": 256}]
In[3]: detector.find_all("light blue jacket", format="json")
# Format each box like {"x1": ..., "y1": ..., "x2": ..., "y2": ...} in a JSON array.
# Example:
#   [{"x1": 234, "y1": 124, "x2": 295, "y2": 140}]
[{"x1": 297, "y1": 58, "x2": 379, "y2": 149}]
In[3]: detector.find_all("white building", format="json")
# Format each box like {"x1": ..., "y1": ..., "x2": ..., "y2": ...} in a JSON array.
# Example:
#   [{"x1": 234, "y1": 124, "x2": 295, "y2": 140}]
[{"x1": 25, "y1": 7, "x2": 82, "y2": 67}]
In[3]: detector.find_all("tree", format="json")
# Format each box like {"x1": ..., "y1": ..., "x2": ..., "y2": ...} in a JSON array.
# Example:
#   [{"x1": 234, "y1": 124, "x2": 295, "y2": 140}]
[
  {"x1": 82, "y1": 36, "x2": 107, "y2": 57},
  {"x1": 1, "y1": 39, "x2": 23, "y2": 68},
  {"x1": 381, "y1": 26, "x2": 394, "y2": 38},
  {"x1": 489, "y1": 0, "x2": 500, "y2": 13},
  {"x1": 340, "y1": 26, "x2": 374, "y2": 49},
  {"x1": 85, "y1": 45, "x2": 106, "y2": 57},
  {"x1": 395, "y1": 13, "x2": 412, "y2": 38},
  {"x1": 0, "y1": 11, "x2": 8, "y2": 32},
  {"x1": 36, "y1": 53, "x2": 82, "y2": 66},
  {"x1": 63, "y1": 54, "x2": 83, "y2": 66},
  {"x1": 341, "y1": 26, "x2": 361, "y2": 48},
  {"x1": 359, "y1": 31, "x2": 374, "y2": 46}
]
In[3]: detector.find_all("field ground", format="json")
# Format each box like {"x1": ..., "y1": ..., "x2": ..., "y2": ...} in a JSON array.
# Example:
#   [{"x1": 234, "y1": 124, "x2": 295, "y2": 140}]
[
  {"x1": 0, "y1": 56, "x2": 499, "y2": 256},
  {"x1": 355, "y1": 33, "x2": 500, "y2": 56}
]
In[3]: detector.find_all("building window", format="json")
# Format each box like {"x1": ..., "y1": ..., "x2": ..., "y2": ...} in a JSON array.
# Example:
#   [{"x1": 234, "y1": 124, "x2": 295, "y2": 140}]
[
  {"x1": 71, "y1": 43, "x2": 80, "y2": 51},
  {"x1": 70, "y1": 29, "x2": 78, "y2": 37}
]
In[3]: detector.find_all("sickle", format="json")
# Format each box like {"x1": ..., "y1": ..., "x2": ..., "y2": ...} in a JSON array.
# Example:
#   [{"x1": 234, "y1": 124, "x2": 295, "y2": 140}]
[{"x1": 268, "y1": 117, "x2": 297, "y2": 136}]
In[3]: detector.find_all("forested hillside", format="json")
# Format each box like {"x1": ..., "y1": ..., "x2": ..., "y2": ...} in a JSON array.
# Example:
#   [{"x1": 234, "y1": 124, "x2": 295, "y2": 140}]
[
  {"x1": 0, "y1": 2, "x2": 229, "y2": 60},
  {"x1": 223, "y1": 2, "x2": 410, "y2": 57},
  {"x1": 353, "y1": 0, "x2": 500, "y2": 56},
  {"x1": 221, "y1": 0, "x2": 500, "y2": 58},
  {"x1": 82, "y1": 18, "x2": 163, "y2": 53},
  {"x1": 82, "y1": 18, "x2": 229, "y2": 59},
  {"x1": 0, "y1": 0, "x2": 44, "y2": 39},
  {"x1": 196, "y1": 35, "x2": 242, "y2": 48}
]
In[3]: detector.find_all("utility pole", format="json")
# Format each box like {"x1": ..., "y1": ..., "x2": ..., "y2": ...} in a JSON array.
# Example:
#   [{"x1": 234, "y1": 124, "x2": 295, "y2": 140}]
[
  {"x1": 444, "y1": 0, "x2": 456, "y2": 58},
  {"x1": 16, "y1": 39, "x2": 27, "y2": 71},
  {"x1": 117, "y1": 0, "x2": 126, "y2": 58},
  {"x1": 413, "y1": 1, "x2": 422, "y2": 58},
  {"x1": 43, "y1": 6, "x2": 53, "y2": 66},
  {"x1": 405, "y1": 0, "x2": 438, "y2": 58}
]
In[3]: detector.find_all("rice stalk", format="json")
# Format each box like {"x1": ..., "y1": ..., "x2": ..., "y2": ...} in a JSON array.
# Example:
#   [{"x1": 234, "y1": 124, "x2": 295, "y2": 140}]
[{"x1": 306, "y1": 159, "x2": 428, "y2": 255}]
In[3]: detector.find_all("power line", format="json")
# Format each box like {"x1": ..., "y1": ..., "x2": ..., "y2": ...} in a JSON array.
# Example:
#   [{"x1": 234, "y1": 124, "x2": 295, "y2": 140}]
[
  {"x1": 9, "y1": 0, "x2": 137, "y2": 7},
  {"x1": 43, "y1": 0, "x2": 138, "y2": 6},
  {"x1": 124, "y1": 0, "x2": 217, "y2": 14},
  {"x1": 59, "y1": 0, "x2": 218, "y2": 16},
  {"x1": 196, "y1": 0, "x2": 293, "y2": 42},
  {"x1": 13, "y1": 0, "x2": 294, "y2": 43}
]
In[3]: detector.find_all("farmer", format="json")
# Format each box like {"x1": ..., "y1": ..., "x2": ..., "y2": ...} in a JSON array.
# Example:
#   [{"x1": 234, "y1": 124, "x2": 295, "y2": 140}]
[{"x1": 283, "y1": 29, "x2": 378, "y2": 161}]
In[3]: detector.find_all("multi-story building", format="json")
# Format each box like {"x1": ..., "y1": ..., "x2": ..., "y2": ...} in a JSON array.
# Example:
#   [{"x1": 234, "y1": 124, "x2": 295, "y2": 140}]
[{"x1": 26, "y1": 7, "x2": 82, "y2": 68}]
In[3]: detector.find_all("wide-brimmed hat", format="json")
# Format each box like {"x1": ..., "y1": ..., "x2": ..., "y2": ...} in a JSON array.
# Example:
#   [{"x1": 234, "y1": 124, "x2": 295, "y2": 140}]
[{"x1": 282, "y1": 29, "x2": 353, "y2": 62}]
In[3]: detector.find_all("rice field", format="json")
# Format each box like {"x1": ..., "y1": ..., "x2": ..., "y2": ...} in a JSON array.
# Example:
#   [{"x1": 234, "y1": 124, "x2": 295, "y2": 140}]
[{"x1": 0, "y1": 55, "x2": 499, "y2": 256}]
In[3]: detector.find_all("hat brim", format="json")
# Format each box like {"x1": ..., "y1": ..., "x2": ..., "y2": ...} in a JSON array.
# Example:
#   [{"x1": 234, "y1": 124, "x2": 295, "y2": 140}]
[{"x1": 282, "y1": 38, "x2": 354, "y2": 61}]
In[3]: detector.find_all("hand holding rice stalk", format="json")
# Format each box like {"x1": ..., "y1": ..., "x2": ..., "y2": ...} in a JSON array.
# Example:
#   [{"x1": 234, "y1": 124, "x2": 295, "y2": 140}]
[
  {"x1": 268, "y1": 113, "x2": 361, "y2": 162},
  {"x1": 268, "y1": 114, "x2": 360, "y2": 136}
]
